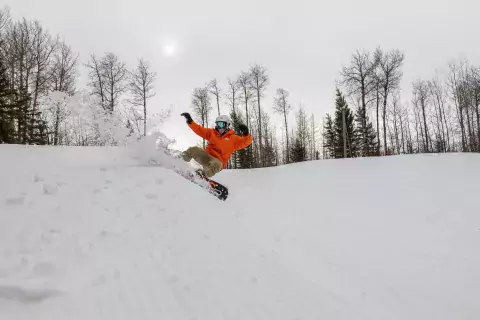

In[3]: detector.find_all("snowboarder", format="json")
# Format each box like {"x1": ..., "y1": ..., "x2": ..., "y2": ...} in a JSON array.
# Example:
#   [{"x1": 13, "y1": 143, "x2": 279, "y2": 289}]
[{"x1": 180, "y1": 112, "x2": 252, "y2": 178}]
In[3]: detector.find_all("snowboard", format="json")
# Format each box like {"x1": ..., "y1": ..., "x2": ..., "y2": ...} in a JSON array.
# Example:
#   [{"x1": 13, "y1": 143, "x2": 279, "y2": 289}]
[{"x1": 176, "y1": 167, "x2": 229, "y2": 201}]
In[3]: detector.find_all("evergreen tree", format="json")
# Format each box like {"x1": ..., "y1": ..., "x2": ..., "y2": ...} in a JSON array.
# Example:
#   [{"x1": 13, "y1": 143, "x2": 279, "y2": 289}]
[
  {"x1": 0, "y1": 57, "x2": 30, "y2": 144},
  {"x1": 230, "y1": 109, "x2": 243, "y2": 169},
  {"x1": 29, "y1": 116, "x2": 49, "y2": 145},
  {"x1": 262, "y1": 127, "x2": 277, "y2": 167},
  {"x1": 263, "y1": 139, "x2": 276, "y2": 166},
  {"x1": 333, "y1": 89, "x2": 357, "y2": 158},
  {"x1": 0, "y1": 56, "x2": 14, "y2": 143},
  {"x1": 323, "y1": 114, "x2": 335, "y2": 158},
  {"x1": 231, "y1": 110, "x2": 253, "y2": 169},
  {"x1": 354, "y1": 105, "x2": 377, "y2": 156},
  {"x1": 290, "y1": 136, "x2": 307, "y2": 162},
  {"x1": 289, "y1": 105, "x2": 310, "y2": 163},
  {"x1": 261, "y1": 111, "x2": 277, "y2": 167},
  {"x1": 239, "y1": 142, "x2": 255, "y2": 168}
]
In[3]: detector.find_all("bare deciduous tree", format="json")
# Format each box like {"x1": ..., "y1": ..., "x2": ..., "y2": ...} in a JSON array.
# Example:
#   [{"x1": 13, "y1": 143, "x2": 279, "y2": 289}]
[
  {"x1": 398, "y1": 105, "x2": 408, "y2": 154},
  {"x1": 453, "y1": 63, "x2": 472, "y2": 151},
  {"x1": 85, "y1": 52, "x2": 127, "y2": 112},
  {"x1": 31, "y1": 21, "x2": 57, "y2": 118},
  {"x1": 448, "y1": 61, "x2": 467, "y2": 151},
  {"x1": 471, "y1": 66, "x2": 480, "y2": 150},
  {"x1": 226, "y1": 77, "x2": 240, "y2": 115},
  {"x1": 390, "y1": 93, "x2": 402, "y2": 154},
  {"x1": 237, "y1": 71, "x2": 252, "y2": 127},
  {"x1": 340, "y1": 50, "x2": 378, "y2": 156},
  {"x1": 128, "y1": 57, "x2": 156, "y2": 136},
  {"x1": 209, "y1": 78, "x2": 222, "y2": 116},
  {"x1": 101, "y1": 53, "x2": 127, "y2": 112},
  {"x1": 273, "y1": 88, "x2": 292, "y2": 163},
  {"x1": 413, "y1": 79, "x2": 431, "y2": 152},
  {"x1": 428, "y1": 73, "x2": 450, "y2": 152},
  {"x1": 191, "y1": 86, "x2": 212, "y2": 148},
  {"x1": 249, "y1": 64, "x2": 269, "y2": 166},
  {"x1": 376, "y1": 48, "x2": 404, "y2": 155},
  {"x1": 261, "y1": 111, "x2": 276, "y2": 167},
  {"x1": 85, "y1": 54, "x2": 106, "y2": 106},
  {"x1": 310, "y1": 114, "x2": 318, "y2": 160},
  {"x1": 371, "y1": 63, "x2": 383, "y2": 155},
  {"x1": 48, "y1": 41, "x2": 78, "y2": 145},
  {"x1": 50, "y1": 40, "x2": 78, "y2": 94},
  {"x1": 0, "y1": 6, "x2": 11, "y2": 37}
]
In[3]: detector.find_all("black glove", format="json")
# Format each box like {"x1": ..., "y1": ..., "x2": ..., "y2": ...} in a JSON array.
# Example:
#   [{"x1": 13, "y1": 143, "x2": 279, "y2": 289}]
[
  {"x1": 239, "y1": 124, "x2": 249, "y2": 136},
  {"x1": 181, "y1": 112, "x2": 193, "y2": 124}
]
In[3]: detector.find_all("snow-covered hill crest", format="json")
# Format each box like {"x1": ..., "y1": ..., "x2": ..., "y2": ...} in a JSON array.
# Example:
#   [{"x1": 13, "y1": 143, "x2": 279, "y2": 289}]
[{"x1": 1, "y1": 144, "x2": 479, "y2": 320}]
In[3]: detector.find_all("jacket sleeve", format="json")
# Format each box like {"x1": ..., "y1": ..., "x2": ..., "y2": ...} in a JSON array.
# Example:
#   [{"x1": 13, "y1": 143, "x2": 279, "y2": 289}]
[
  {"x1": 233, "y1": 133, "x2": 253, "y2": 151},
  {"x1": 188, "y1": 121, "x2": 213, "y2": 141}
]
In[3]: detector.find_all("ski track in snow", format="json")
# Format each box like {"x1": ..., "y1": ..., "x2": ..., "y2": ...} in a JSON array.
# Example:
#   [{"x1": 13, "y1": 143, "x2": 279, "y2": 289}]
[{"x1": 0, "y1": 144, "x2": 479, "y2": 320}]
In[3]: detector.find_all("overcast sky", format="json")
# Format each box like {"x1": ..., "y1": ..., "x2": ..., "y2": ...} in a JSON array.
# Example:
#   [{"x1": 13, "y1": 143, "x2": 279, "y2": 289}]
[{"x1": 7, "y1": 0, "x2": 480, "y2": 150}]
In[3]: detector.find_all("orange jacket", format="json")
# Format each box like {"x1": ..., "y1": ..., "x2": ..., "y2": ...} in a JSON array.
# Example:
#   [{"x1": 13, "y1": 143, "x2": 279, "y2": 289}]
[{"x1": 188, "y1": 121, "x2": 253, "y2": 169}]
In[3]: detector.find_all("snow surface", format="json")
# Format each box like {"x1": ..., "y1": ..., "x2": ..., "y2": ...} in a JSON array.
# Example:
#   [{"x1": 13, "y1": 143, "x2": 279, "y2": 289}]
[{"x1": 1, "y1": 141, "x2": 479, "y2": 320}]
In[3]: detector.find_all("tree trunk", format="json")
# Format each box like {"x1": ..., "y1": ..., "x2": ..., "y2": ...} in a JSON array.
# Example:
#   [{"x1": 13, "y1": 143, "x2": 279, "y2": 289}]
[
  {"x1": 243, "y1": 89, "x2": 251, "y2": 169},
  {"x1": 407, "y1": 111, "x2": 414, "y2": 153},
  {"x1": 256, "y1": 87, "x2": 263, "y2": 167},
  {"x1": 414, "y1": 107, "x2": 421, "y2": 152},
  {"x1": 465, "y1": 105, "x2": 473, "y2": 151},
  {"x1": 361, "y1": 82, "x2": 368, "y2": 155},
  {"x1": 393, "y1": 110, "x2": 400, "y2": 154},
  {"x1": 244, "y1": 88, "x2": 249, "y2": 128},
  {"x1": 441, "y1": 104, "x2": 451, "y2": 151},
  {"x1": 421, "y1": 102, "x2": 429, "y2": 152},
  {"x1": 283, "y1": 106, "x2": 289, "y2": 163},
  {"x1": 311, "y1": 116, "x2": 316, "y2": 160},
  {"x1": 476, "y1": 95, "x2": 480, "y2": 151},
  {"x1": 110, "y1": 78, "x2": 114, "y2": 112},
  {"x1": 469, "y1": 106, "x2": 476, "y2": 151},
  {"x1": 387, "y1": 118, "x2": 394, "y2": 154},
  {"x1": 31, "y1": 77, "x2": 40, "y2": 138},
  {"x1": 53, "y1": 103, "x2": 60, "y2": 145},
  {"x1": 381, "y1": 82, "x2": 391, "y2": 155},
  {"x1": 382, "y1": 99, "x2": 387, "y2": 155},
  {"x1": 376, "y1": 85, "x2": 381, "y2": 155},
  {"x1": 433, "y1": 97, "x2": 444, "y2": 152},
  {"x1": 143, "y1": 88, "x2": 147, "y2": 137},
  {"x1": 460, "y1": 107, "x2": 466, "y2": 151},
  {"x1": 432, "y1": 86, "x2": 447, "y2": 152},
  {"x1": 399, "y1": 110, "x2": 405, "y2": 154},
  {"x1": 342, "y1": 106, "x2": 347, "y2": 158}
]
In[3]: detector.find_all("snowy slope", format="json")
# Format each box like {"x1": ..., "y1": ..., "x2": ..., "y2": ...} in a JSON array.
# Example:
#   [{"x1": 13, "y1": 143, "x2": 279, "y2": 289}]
[{"x1": 1, "y1": 143, "x2": 479, "y2": 320}]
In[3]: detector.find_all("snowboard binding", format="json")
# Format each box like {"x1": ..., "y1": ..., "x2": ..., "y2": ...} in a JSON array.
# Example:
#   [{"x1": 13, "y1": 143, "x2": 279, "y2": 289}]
[{"x1": 193, "y1": 169, "x2": 229, "y2": 201}]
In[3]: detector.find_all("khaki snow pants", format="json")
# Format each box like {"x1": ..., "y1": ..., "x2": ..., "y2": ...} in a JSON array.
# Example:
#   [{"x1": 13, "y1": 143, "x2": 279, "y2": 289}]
[{"x1": 181, "y1": 146, "x2": 223, "y2": 178}]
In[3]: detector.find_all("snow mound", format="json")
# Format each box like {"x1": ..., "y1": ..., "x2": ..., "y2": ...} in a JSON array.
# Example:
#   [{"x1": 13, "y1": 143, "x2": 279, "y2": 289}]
[{"x1": 1, "y1": 144, "x2": 479, "y2": 320}]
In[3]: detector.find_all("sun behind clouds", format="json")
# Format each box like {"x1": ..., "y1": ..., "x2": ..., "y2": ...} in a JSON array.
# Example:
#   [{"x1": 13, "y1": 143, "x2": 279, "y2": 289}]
[{"x1": 163, "y1": 43, "x2": 176, "y2": 57}]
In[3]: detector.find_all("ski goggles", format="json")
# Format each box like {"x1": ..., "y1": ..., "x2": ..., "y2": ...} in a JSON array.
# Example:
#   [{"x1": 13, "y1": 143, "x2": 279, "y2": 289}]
[{"x1": 216, "y1": 121, "x2": 228, "y2": 128}]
